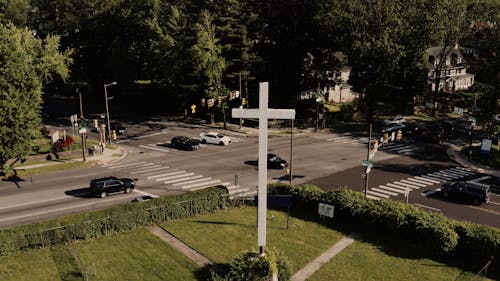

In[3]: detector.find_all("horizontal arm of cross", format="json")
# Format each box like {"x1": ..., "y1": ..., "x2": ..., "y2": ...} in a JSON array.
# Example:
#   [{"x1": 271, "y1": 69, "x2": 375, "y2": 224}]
[{"x1": 232, "y1": 108, "x2": 295, "y2": 120}]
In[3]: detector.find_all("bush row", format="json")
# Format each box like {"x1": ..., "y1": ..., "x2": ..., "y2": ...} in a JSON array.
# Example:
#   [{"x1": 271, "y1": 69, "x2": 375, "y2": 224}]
[
  {"x1": 0, "y1": 186, "x2": 230, "y2": 256},
  {"x1": 268, "y1": 183, "x2": 500, "y2": 259}
]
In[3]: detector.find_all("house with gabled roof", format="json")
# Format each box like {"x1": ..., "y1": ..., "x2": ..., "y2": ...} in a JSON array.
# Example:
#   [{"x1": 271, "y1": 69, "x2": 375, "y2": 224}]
[{"x1": 427, "y1": 45, "x2": 475, "y2": 92}]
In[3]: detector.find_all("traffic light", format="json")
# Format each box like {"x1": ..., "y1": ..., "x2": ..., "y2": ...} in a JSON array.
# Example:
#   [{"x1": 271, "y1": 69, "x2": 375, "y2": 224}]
[
  {"x1": 241, "y1": 98, "x2": 247, "y2": 106},
  {"x1": 383, "y1": 133, "x2": 389, "y2": 143},
  {"x1": 191, "y1": 104, "x2": 196, "y2": 113},
  {"x1": 396, "y1": 130, "x2": 403, "y2": 141},
  {"x1": 93, "y1": 119, "x2": 98, "y2": 128}
]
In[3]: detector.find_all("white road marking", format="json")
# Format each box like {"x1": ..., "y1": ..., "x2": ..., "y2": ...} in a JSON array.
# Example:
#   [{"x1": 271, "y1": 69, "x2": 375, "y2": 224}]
[
  {"x1": 418, "y1": 175, "x2": 443, "y2": 183},
  {"x1": 443, "y1": 169, "x2": 469, "y2": 177},
  {"x1": 413, "y1": 203, "x2": 441, "y2": 212},
  {"x1": 414, "y1": 176, "x2": 440, "y2": 183},
  {"x1": 428, "y1": 173, "x2": 453, "y2": 180},
  {"x1": 366, "y1": 194, "x2": 381, "y2": 200},
  {"x1": 366, "y1": 190, "x2": 389, "y2": 198},
  {"x1": 433, "y1": 172, "x2": 458, "y2": 179},
  {"x1": 147, "y1": 170, "x2": 184, "y2": 179},
  {"x1": 133, "y1": 189, "x2": 159, "y2": 198},
  {"x1": 371, "y1": 187, "x2": 398, "y2": 196},
  {"x1": 385, "y1": 183, "x2": 410, "y2": 192},
  {"x1": 164, "y1": 175, "x2": 204, "y2": 185},
  {"x1": 129, "y1": 164, "x2": 162, "y2": 173},
  {"x1": 378, "y1": 185, "x2": 406, "y2": 194},
  {"x1": 438, "y1": 170, "x2": 462, "y2": 178},
  {"x1": 156, "y1": 173, "x2": 195, "y2": 182},
  {"x1": 448, "y1": 168, "x2": 473, "y2": 175},
  {"x1": 138, "y1": 145, "x2": 170, "y2": 153},
  {"x1": 173, "y1": 177, "x2": 212, "y2": 186},
  {"x1": 393, "y1": 181, "x2": 420, "y2": 189},
  {"x1": 130, "y1": 166, "x2": 171, "y2": 174},
  {"x1": 106, "y1": 161, "x2": 147, "y2": 169},
  {"x1": 190, "y1": 181, "x2": 229, "y2": 191},
  {"x1": 405, "y1": 177, "x2": 435, "y2": 185},
  {"x1": 326, "y1": 136, "x2": 350, "y2": 141},
  {"x1": 400, "y1": 179, "x2": 427, "y2": 187},
  {"x1": 181, "y1": 179, "x2": 222, "y2": 190}
]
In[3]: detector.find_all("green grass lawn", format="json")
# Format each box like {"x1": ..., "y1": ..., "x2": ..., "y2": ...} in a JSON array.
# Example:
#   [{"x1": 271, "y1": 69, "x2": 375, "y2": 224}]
[
  {"x1": 161, "y1": 206, "x2": 344, "y2": 272},
  {"x1": 308, "y1": 237, "x2": 493, "y2": 281},
  {"x1": 74, "y1": 228, "x2": 205, "y2": 280},
  {"x1": 0, "y1": 248, "x2": 61, "y2": 281}
]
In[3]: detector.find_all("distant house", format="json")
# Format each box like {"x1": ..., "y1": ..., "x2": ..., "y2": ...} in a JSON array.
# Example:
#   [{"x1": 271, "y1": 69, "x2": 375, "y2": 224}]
[
  {"x1": 299, "y1": 66, "x2": 358, "y2": 103},
  {"x1": 427, "y1": 46, "x2": 475, "y2": 92}
]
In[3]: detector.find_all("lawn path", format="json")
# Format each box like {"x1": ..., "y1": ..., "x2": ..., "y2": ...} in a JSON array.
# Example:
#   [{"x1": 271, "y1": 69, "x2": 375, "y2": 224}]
[{"x1": 291, "y1": 233, "x2": 358, "y2": 281}]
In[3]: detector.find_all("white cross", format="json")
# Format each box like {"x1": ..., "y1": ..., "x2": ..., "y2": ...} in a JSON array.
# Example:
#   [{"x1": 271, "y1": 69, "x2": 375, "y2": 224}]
[{"x1": 232, "y1": 82, "x2": 295, "y2": 254}]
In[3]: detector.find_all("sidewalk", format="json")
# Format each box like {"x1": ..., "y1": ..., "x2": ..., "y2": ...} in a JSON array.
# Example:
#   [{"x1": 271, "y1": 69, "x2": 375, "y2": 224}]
[
  {"x1": 445, "y1": 142, "x2": 500, "y2": 177},
  {"x1": 15, "y1": 144, "x2": 127, "y2": 170}
]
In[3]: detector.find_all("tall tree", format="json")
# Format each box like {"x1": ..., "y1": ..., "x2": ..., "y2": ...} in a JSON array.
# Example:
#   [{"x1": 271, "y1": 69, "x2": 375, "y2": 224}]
[
  {"x1": 0, "y1": 23, "x2": 72, "y2": 176},
  {"x1": 0, "y1": 0, "x2": 29, "y2": 26},
  {"x1": 190, "y1": 9, "x2": 226, "y2": 124}
]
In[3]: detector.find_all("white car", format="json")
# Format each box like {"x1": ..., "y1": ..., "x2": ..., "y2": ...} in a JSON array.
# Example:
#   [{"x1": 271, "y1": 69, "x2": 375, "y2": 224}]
[
  {"x1": 199, "y1": 132, "x2": 231, "y2": 145},
  {"x1": 383, "y1": 115, "x2": 405, "y2": 125}
]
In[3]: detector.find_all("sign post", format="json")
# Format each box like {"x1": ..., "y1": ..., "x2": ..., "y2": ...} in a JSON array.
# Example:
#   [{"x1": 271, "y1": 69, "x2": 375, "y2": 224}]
[{"x1": 232, "y1": 82, "x2": 295, "y2": 255}]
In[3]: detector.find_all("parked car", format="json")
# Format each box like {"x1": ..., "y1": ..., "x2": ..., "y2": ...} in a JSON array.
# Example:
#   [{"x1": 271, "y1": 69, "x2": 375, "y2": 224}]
[
  {"x1": 441, "y1": 182, "x2": 490, "y2": 205},
  {"x1": 258, "y1": 153, "x2": 288, "y2": 169},
  {"x1": 110, "y1": 122, "x2": 127, "y2": 135},
  {"x1": 129, "y1": 195, "x2": 154, "y2": 203},
  {"x1": 171, "y1": 136, "x2": 199, "y2": 151},
  {"x1": 200, "y1": 132, "x2": 231, "y2": 145},
  {"x1": 383, "y1": 115, "x2": 405, "y2": 125},
  {"x1": 382, "y1": 123, "x2": 405, "y2": 134},
  {"x1": 89, "y1": 177, "x2": 135, "y2": 198}
]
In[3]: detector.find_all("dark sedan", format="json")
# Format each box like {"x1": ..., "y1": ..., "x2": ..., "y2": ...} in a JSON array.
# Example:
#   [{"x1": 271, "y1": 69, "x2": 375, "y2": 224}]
[
  {"x1": 258, "y1": 153, "x2": 288, "y2": 169},
  {"x1": 170, "y1": 136, "x2": 199, "y2": 151}
]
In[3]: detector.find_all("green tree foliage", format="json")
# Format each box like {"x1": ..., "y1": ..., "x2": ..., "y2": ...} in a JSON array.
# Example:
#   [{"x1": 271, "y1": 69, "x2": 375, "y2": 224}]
[
  {"x1": 0, "y1": 23, "x2": 72, "y2": 175},
  {"x1": 0, "y1": 0, "x2": 29, "y2": 26}
]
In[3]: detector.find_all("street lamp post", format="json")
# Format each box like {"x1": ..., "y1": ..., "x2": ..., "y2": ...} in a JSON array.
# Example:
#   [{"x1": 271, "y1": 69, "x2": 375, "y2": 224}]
[{"x1": 104, "y1": 82, "x2": 117, "y2": 143}]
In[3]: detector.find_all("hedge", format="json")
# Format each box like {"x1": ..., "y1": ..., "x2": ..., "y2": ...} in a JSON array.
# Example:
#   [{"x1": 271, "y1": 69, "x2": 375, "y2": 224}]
[
  {"x1": 0, "y1": 186, "x2": 230, "y2": 256},
  {"x1": 268, "y1": 183, "x2": 499, "y2": 259}
]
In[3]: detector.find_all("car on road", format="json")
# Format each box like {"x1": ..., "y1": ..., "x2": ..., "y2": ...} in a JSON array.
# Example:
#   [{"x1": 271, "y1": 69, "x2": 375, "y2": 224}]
[
  {"x1": 258, "y1": 153, "x2": 288, "y2": 169},
  {"x1": 129, "y1": 195, "x2": 154, "y2": 203},
  {"x1": 441, "y1": 181, "x2": 490, "y2": 205},
  {"x1": 383, "y1": 115, "x2": 405, "y2": 125},
  {"x1": 89, "y1": 177, "x2": 135, "y2": 198},
  {"x1": 110, "y1": 122, "x2": 127, "y2": 135},
  {"x1": 171, "y1": 136, "x2": 199, "y2": 151},
  {"x1": 200, "y1": 132, "x2": 231, "y2": 145},
  {"x1": 382, "y1": 123, "x2": 405, "y2": 134}
]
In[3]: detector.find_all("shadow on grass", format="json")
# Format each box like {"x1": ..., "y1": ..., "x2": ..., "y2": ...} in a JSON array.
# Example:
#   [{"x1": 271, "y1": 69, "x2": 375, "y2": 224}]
[
  {"x1": 50, "y1": 245, "x2": 84, "y2": 281},
  {"x1": 189, "y1": 220, "x2": 255, "y2": 229},
  {"x1": 285, "y1": 207, "x2": 499, "y2": 280}
]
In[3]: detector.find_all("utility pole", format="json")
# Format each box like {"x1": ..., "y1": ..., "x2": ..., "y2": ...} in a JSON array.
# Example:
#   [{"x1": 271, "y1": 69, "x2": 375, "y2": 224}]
[
  {"x1": 77, "y1": 88, "x2": 84, "y2": 119},
  {"x1": 239, "y1": 72, "x2": 243, "y2": 129},
  {"x1": 364, "y1": 123, "x2": 373, "y2": 198},
  {"x1": 289, "y1": 119, "x2": 294, "y2": 185}
]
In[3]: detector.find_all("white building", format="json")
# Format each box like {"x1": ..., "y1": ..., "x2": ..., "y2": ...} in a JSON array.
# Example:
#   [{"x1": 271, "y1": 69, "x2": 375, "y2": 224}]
[{"x1": 427, "y1": 46, "x2": 475, "y2": 92}]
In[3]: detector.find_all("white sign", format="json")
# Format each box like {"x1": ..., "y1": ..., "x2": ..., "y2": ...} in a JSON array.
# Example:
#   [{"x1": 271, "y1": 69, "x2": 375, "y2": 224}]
[
  {"x1": 453, "y1": 107, "x2": 464, "y2": 115},
  {"x1": 51, "y1": 130, "x2": 59, "y2": 144},
  {"x1": 481, "y1": 139, "x2": 492, "y2": 152},
  {"x1": 79, "y1": 127, "x2": 87, "y2": 134},
  {"x1": 318, "y1": 203, "x2": 334, "y2": 218}
]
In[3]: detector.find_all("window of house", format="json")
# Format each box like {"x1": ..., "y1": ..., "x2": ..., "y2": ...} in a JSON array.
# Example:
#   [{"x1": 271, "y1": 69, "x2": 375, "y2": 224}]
[
  {"x1": 451, "y1": 54, "x2": 458, "y2": 65},
  {"x1": 428, "y1": 55, "x2": 435, "y2": 64}
]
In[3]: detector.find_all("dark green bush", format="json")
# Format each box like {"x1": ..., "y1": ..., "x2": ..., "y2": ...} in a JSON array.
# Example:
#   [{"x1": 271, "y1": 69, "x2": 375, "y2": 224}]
[
  {"x1": 453, "y1": 221, "x2": 500, "y2": 259},
  {"x1": 211, "y1": 249, "x2": 291, "y2": 281},
  {"x1": 0, "y1": 187, "x2": 229, "y2": 256}
]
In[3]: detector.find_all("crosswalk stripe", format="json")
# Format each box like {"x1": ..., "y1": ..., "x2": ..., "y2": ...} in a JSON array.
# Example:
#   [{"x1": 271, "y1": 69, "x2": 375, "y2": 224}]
[
  {"x1": 138, "y1": 145, "x2": 170, "y2": 153},
  {"x1": 106, "y1": 161, "x2": 147, "y2": 169},
  {"x1": 326, "y1": 136, "x2": 350, "y2": 141},
  {"x1": 181, "y1": 179, "x2": 221, "y2": 190},
  {"x1": 173, "y1": 177, "x2": 212, "y2": 186},
  {"x1": 155, "y1": 173, "x2": 194, "y2": 181},
  {"x1": 164, "y1": 175, "x2": 204, "y2": 185},
  {"x1": 386, "y1": 183, "x2": 411, "y2": 192},
  {"x1": 421, "y1": 175, "x2": 446, "y2": 182},
  {"x1": 400, "y1": 179, "x2": 427, "y2": 187},
  {"x1": 392, "y1": 146, "x2": 415, "y2": 152},
  {"x1": 378, "y1": 185, "x2": 406, "y2": 194},
  {"x1": 382, "y1": 144, "x2": 406, "y2": 151},
  {"x1": 414, "y1": 176, "x2": 440, "y2": 184},
  {"x1": 442, "y1": 169, "x2": 467, "y2": 177},
  {"x1": 130, "y1": 166, "x2": 171, "y2": 175},
  {"x1": 433, "y1": 172, "x2": 458, "y2": 179},
  {"x1": 405, "y1": 177, "x2": 434, "y2": 185},
  {"x1": 428, "y1": 172, "x2": 453, "y2": 180},
  {"x1": 367, "y1": 190, "x2": 389, "y2": 198},
  {"x1": 371, "y1": 187, "x2": 398, "y2": 196},
  {"x1": 147, "y1": 170, "x2": 184, "y2": 179},
  {"x1": 398, "y1": 147, "x2": 419, "y2": 153},
  {"x1": 129, "y1": 165, "x2": 162, "y2": 173},
  {"x1": 393, "y1": 181, "x2": 420, "y2": 189},
  {"x1": 455, "y1": 166, "x2": 473, "y2": 172},
  {"x1": 366, "y1": 194, "x2": 381, "y2": 200},
  {"x1": 449, "y1": 168, "x2": 474, "y2": 175}
]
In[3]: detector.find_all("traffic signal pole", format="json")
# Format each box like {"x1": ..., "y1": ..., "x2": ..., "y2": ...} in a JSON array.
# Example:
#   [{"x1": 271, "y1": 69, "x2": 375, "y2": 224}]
[{"x1": 364, "y1": 123, "x2": 372, "y2": 198}]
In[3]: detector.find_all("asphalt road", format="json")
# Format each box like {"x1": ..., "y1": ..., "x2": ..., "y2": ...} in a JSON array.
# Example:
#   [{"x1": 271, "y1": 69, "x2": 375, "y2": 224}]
[{"x1": 0, "y1": 121, "x2": 498, "y2": 229}]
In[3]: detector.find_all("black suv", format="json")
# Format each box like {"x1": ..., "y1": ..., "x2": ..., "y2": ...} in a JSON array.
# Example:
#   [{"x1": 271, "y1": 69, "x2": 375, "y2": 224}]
[
  {"x1": 171, "y1": 136, "x2": 199, "y2": 151},
  {"x1": 258, "y1": 153, "x2": 288, "y2": 169},
  {"x1": 89, "y1": 177, "x2": 135, "y2": 198},
  {"x1": 441, "y1": 182, "x2": 490, "y2": 205}
]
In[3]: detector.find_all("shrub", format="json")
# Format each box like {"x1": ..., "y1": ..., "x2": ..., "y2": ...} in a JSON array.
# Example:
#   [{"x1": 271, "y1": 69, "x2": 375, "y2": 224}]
[
  {"x1": 40, "y1": 127, "x2": 51, "y2": 138},
  {"x1": 56, "y1": 136, "x2": 74, "y2": 152},
  {"x1": 453, "y1": 221, "x2": 500, "y2": 259},
  {"x1": 211, "y1": 249, "x2": 291, "y2": 281},
  {"x1": 0, "y1": 187, "x2": 230, "y2": 256}
]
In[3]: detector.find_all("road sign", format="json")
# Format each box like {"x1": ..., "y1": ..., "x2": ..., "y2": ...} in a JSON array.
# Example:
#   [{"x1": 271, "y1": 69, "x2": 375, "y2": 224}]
[{"x1": 361, "y1": 160, "x2": 373, "y2": 167}]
